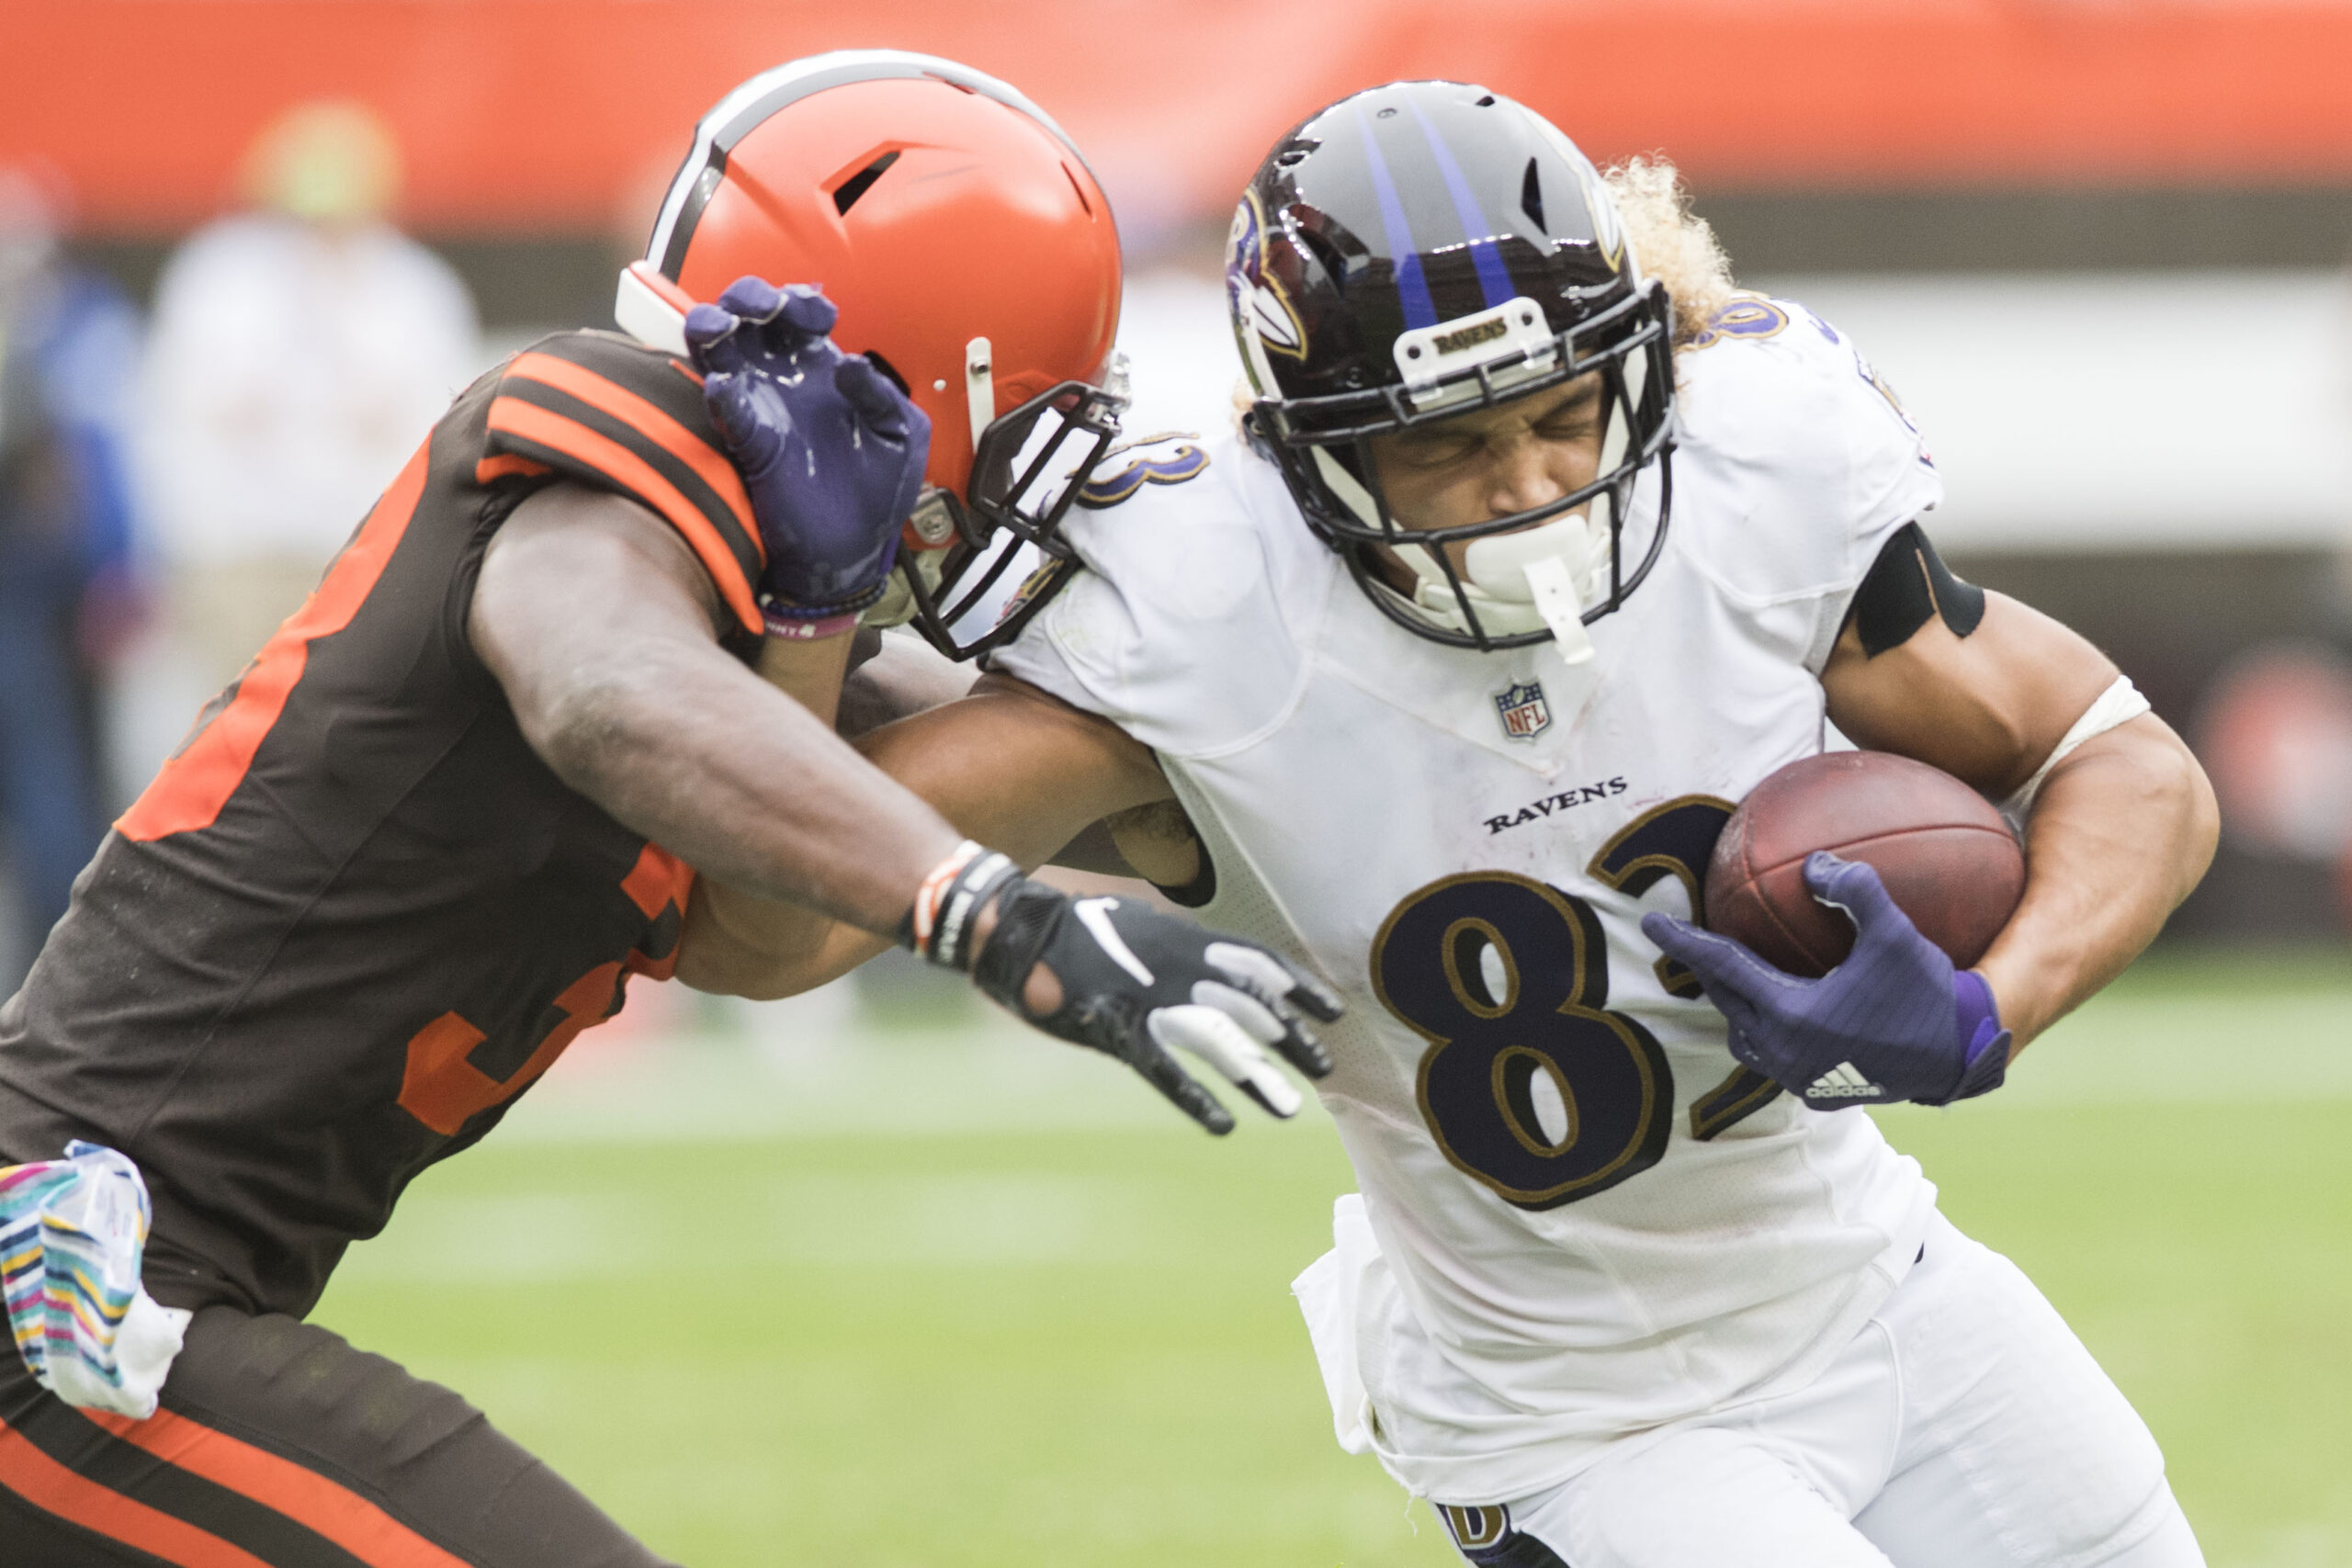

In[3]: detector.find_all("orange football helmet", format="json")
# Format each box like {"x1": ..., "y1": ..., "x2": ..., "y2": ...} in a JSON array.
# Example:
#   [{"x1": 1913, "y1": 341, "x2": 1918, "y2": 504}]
[{"x1": 619, "y1": 51, "x2": 1125, "y2": 658}]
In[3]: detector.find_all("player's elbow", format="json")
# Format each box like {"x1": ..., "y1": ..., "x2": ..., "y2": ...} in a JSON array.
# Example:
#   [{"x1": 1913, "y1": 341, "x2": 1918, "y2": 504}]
[
  {"x1": 674, "y1": 885, "x2": 861, "y2": 1001},
  {"x1": 703, "y1": 967, "x2": 820, "y2": 1004},
  {"x1": 673, "y1": 934, "x2": 844, "y2": 1004},
  {"x1": 673, "y1": 935, "x2": 786, "y2": 999},
  {"x1": 2054, "y1": 715, "x2": 2219, "y2": 908},
  {"x1": 2116, "y1": 716, "x2": 2219, "y2": 903},
  {"x1": 2168, "y1": 732, "x2": 2222, "y2": 899}
]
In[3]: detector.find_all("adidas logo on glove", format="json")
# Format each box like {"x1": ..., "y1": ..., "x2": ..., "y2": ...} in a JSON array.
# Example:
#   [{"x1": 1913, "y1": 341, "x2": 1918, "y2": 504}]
[{"x1": 1807, "y1": 1062, "x2": 1885, "y2": 1100}]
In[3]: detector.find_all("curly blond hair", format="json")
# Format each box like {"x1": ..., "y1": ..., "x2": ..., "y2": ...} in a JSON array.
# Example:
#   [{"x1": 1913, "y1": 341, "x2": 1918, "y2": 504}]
[{"x1": 1600, "y1": 156, "x2": 1736, "y2": 349}]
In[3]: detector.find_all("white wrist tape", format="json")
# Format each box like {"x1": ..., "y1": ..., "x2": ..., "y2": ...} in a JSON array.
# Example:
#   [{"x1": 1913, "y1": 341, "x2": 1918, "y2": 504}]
[{"x1": 1998, "y1": 674, "x2": 2153, "y2": 835}]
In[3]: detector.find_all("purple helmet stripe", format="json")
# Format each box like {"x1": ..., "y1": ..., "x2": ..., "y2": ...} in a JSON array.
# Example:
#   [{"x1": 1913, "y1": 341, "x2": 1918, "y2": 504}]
[
  {"x1": 1404, "y1": 97, "x2": 1515, "y2": 310},
  {"x1": 1353, "y1": 107, "x2": 1438, "y2": 330}
]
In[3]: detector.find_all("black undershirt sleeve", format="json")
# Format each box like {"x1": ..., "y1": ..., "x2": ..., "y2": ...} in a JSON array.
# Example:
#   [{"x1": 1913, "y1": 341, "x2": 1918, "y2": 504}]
[{"x1": 1848, "y1": 520, "x2": 1986, "y2": 657}]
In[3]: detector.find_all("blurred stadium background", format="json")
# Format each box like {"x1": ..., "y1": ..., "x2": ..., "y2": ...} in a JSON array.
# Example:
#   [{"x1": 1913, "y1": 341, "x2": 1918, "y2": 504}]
[{"x1": 2, "y1": 2, "x2": 2349, "y2": 1563}]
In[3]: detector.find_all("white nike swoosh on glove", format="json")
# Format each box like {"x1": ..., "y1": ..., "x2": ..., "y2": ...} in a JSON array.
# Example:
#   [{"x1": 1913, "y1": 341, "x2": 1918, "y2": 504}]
[{"x1": 1075, "y1": 897, "x2": 1154, "y2": 986}]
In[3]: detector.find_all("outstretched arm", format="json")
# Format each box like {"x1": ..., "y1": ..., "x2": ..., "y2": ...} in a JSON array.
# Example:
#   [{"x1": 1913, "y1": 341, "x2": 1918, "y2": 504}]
[
  {"x1": 675, "y1": 667, "x2": 1337, "y2": 1129},
  {"x1": 1820, "y1": 589, "x2": 2217, "y2": 1051},
  {"x1": 469, "y1": 480, "x2": 964, "y2": 932},
  {"x1": 610, "y1": 274, "x2": 1339, "y2": 1130},
  {"x1": 678, "y1": 671, "x2": 1175, "y2": 999},
  {"x1": 471, "y1": 476, "x2": 1334, "y2": 1135}
]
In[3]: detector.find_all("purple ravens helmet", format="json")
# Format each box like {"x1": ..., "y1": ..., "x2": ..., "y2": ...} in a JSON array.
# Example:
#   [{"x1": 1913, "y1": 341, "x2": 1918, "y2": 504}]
[{"x1": 1228, "y1": 81, "x2": 1677, "y2": 656}]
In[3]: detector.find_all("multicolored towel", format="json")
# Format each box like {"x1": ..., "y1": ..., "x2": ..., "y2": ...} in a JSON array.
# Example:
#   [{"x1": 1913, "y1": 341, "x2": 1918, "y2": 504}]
[{"x1": 0, "y1": 1141, "x2": 187, "y2": 1418}]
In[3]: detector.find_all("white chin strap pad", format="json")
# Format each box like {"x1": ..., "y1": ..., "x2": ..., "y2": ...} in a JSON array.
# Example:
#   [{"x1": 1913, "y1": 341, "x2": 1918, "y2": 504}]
[
  {"x1": 1459, "y1": 511, "x2": 1601, "y2": 601},
  {"x1": 1366, "y1": 344, "x2": 1649, "y2": 654},
  {"x1": 1521, "y1": 556, "x2": 1595, "y2": 664},
  {"x1": 1404, "y1": 511, "x2": 1602, "y2": 660}
]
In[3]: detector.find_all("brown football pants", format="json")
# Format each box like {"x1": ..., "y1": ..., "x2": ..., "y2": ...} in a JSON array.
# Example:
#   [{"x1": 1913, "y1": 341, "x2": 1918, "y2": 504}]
[{"x1": 0, "y1": 1305, "x2": 675, "y2": 1567}]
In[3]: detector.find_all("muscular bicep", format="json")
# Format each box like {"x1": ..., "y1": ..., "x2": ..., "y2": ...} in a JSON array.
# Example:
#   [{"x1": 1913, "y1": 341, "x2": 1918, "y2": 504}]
[
  {"x1": 469, "y1": 482, "x2": 725, "y2": 762},
  {"x1": 1821, "y1": 589, "x2": 2118, "y2": 798},
  {"x1": 475, "y1": 480, "x2": 960, "y2": 939}
]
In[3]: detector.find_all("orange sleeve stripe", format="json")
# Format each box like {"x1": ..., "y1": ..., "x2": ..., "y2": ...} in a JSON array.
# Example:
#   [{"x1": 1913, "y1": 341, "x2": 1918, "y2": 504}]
[
  {"x1": 0, "y1": 1420, "x2": 273, "y2": 1568},
  {"x1": 504, "y1": 351, "x2": 759, "y2": 558},
  {"x1": 474, "y1": 453, "x2": 552, "y2": 484},
  {"x1": 487, "y1": 397, "x2": 762, "y2": 632},
  {"x1": 117, "y1": 440, "x2": 433, "y2": 843},
  {"x1": 77, "y1": 1407, "x2": 475, "y2": 1568}
]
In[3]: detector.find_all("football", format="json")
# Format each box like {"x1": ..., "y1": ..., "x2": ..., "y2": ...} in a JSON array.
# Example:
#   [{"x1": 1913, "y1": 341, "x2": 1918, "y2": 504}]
[{"x1": 1702, "y1": 750, "x2": 2025, "y2": 977}]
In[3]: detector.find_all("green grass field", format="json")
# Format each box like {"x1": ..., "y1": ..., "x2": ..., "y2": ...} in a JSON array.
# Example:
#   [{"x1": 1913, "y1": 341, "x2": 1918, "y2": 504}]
[{"x1": 314, "y1": 950, "x2": 2352, "y2": 1567}]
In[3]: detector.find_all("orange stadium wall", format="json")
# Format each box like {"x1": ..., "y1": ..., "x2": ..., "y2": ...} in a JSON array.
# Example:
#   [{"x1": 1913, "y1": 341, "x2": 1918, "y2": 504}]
[
  {"x1": 5, "y1": 1, "x2": 2347, "y2": 941},
  {"x1": 6, "y1": 0, "x2": 2352, "y2": 237}
]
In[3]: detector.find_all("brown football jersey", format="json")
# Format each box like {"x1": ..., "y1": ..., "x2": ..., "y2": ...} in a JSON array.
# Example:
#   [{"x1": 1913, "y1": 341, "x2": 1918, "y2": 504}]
[{"x1": 0, "y1": 330, "x2": 764, "y2": 1318}]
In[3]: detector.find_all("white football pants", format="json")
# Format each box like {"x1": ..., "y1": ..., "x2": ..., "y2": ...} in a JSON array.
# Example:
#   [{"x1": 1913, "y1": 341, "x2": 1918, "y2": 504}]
[{"x1": 1441, "y1": 1211, "x2": 2204, "y2": 1568}]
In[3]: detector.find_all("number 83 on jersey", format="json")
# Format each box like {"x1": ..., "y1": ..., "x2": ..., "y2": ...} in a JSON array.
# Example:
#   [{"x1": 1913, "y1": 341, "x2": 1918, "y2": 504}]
[{"x1": 1369, "y1": 797, "x2": 1778, "y2": 1212}]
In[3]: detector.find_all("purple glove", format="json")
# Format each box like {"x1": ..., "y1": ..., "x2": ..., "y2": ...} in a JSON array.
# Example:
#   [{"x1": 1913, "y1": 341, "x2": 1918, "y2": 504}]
[
  {"x1": 684, "y1": 277, "x2": 930, "y2": 618},
  {"x1": 1640, "y1": 852, "x2": 2009, "y2": 1111}
]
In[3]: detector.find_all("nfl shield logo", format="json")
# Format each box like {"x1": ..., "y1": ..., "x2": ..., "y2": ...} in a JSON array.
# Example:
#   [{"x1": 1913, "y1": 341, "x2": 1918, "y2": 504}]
[{"x1": 1494, "y1": 680, "x2": 1551, "y2": 740}]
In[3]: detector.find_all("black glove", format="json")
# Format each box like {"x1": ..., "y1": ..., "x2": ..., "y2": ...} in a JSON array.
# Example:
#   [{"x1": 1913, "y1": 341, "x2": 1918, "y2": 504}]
[{"x1": 902, "y1": 844, "x2": 1340, "y2": 1134}]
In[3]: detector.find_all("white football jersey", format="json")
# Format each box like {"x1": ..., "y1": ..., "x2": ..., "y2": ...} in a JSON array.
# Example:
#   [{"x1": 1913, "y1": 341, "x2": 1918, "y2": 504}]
[{"x1": 992, "y1": 297, "x2": 1948, "y2": 1504}]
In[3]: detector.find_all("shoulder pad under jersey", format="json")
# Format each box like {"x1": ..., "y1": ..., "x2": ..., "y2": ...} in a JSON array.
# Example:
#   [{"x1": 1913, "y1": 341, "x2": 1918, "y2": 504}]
[
  {"x1": 993, "y1": 431, "x2": 1327, "y2": 758},
  {"x1": 483, "y1": 330, "x2": 763, "y2": 634},
  {"x1": 1071, "y1": 430, "x2": 1215, "y2": 511},
  {"x1": 1668, "y1": 295, "x2": 1943, "y2": 614}
]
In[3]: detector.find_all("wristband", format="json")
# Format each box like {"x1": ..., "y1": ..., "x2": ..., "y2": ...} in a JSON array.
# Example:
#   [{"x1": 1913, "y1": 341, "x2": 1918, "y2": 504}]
[
  {"x1": 1952, "y1": 970, "x2": 2000, "y2": 1060},
  {"x1": 968, "y1": 879, "x2": 1064, "y2": 1006},
  {"x1": 1927, "y1": 969, "x2": 2010, "y2": 1105},
  {"x1": 763, "y1": 607, "x2": 861, "y2": 640},
  {"x1": 761, "y1": 576, "x2": 890, "y2": 639},
  {"x1": 899, "y1": 840, "x2": 1022, "y2": 971}
]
